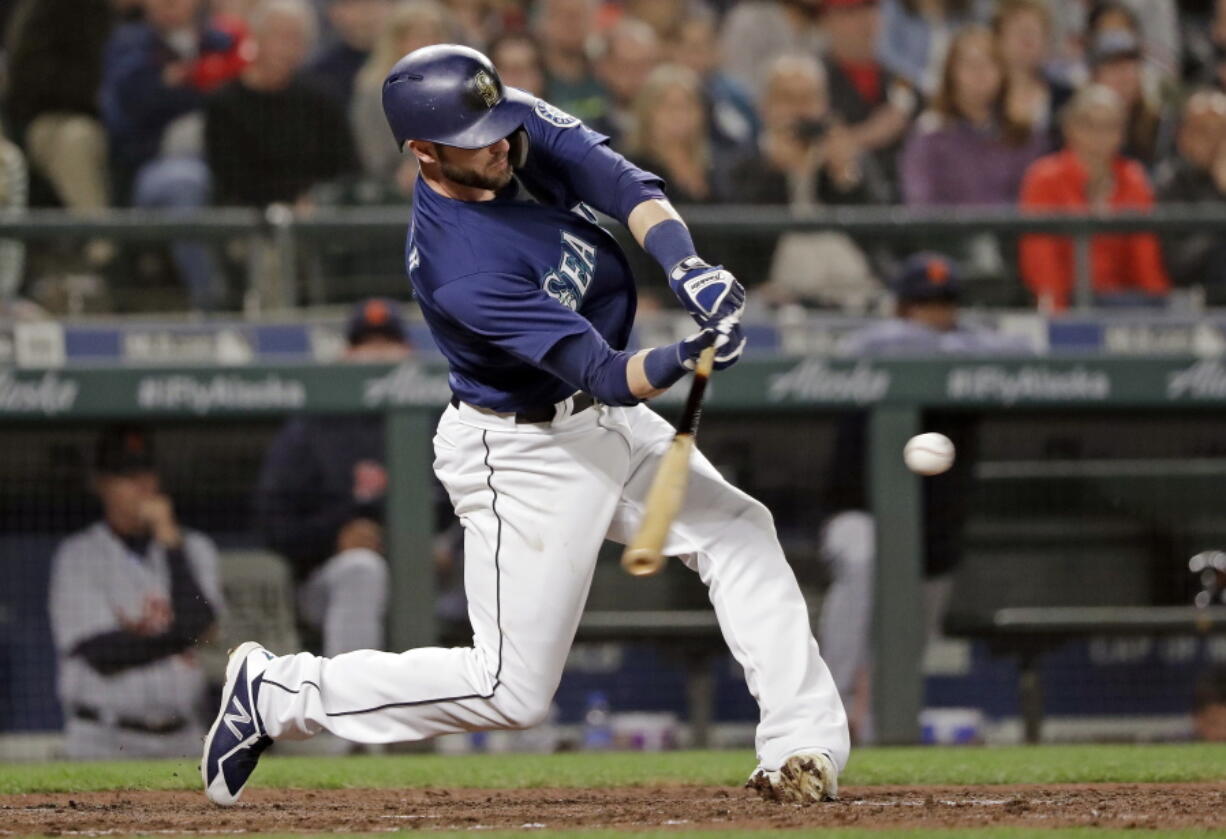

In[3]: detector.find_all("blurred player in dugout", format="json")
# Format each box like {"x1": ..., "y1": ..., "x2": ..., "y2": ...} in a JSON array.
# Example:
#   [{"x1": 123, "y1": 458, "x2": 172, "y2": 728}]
[
  {"x1": 49, "y1": 427, "x2": 224, "y2": 759},
  {"x1": 255, "y1": 298, "x2": 409, "y2": 656},
  {"x1": 820, "y1": 254, "x2": 1032, "y2": 741}
]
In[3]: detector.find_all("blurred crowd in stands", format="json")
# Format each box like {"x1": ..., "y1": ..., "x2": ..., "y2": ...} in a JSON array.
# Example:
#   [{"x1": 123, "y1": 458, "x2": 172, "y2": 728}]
[{"x1": 4, "y1": 0, "x2": 1226, "y2": 312}]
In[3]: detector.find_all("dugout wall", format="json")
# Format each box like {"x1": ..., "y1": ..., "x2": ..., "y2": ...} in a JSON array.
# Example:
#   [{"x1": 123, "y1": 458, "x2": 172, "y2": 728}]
[{"x1": 3, "y1": 356, "x2": 1226, "y2": 750}]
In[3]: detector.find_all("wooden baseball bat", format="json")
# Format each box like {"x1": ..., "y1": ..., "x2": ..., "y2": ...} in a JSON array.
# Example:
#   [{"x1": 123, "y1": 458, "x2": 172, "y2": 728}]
[{"x1": 620, "y1": 344, "x2": 718, "y2": 577}]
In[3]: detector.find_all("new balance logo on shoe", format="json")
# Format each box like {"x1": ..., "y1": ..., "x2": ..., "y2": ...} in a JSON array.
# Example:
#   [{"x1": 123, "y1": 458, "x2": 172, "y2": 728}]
[
  {"x1": 204, "y1": 642, "x2": 274, "y2": 806},
  {"x1": 223, "y1": 696, "x2": 252, "y2": 740}
]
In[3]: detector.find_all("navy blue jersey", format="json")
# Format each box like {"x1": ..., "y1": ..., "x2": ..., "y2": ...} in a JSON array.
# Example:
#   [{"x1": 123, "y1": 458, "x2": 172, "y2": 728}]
[{"x1": 406, "y1": 89, "x2": 664, "y2": 412}]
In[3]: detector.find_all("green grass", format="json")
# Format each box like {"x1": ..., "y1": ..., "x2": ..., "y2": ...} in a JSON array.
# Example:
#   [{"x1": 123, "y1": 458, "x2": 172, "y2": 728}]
[
  {"x1": 2, "y1": 743, "x2": 1225, "y2": 795},
  {"x1": 88, "y1": 832, "x2": 1226, "y2": 839}
]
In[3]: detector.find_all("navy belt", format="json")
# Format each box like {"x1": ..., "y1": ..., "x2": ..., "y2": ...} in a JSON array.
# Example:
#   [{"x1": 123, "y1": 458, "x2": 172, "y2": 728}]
[{"x1": 450, "y1": 393, "x2": 596, "y2": 424}]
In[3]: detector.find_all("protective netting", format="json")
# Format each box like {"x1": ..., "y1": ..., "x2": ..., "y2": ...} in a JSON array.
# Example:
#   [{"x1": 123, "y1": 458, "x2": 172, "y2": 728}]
[{"x1": 3, "y1": 410, "x2": 1223, "y2": 761}]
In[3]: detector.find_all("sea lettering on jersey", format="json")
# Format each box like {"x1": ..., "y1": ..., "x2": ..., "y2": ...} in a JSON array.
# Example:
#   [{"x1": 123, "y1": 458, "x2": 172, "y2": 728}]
[{"x1": 542, "y1": 232, "x2": 597, "y2": 310}]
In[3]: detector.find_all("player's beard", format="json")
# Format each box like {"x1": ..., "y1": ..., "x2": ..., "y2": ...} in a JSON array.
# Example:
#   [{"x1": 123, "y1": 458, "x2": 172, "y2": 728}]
[{"x1": 439, "y1": 156, "x2": 514, "y2": 192}]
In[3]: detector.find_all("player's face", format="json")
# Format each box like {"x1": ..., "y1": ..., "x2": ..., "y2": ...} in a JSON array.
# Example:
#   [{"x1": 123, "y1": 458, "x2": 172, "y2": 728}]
[
  {"x1": 435, "y1": 137, "x2": 515, "y2": 192},
  {"x1": 96, "y1": 471, "x2": 160, "y2": 534}
]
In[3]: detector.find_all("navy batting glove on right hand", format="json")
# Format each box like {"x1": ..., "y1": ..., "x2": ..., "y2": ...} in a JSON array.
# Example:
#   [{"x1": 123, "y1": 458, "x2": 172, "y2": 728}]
[
  {"x1": 644, "y1": 322, "x2": 726, "y2": 390},
  {"x1": 712, "y1": 317, "x2": 746, "y2": 371},
  {"x1": 669, "y1": 258, "x2": 746, "y2": 327}
]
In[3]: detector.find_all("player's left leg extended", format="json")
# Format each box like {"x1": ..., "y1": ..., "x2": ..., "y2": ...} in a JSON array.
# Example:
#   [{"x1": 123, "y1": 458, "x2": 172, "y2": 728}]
[
  {"x1": 606, "y1": 404, "x2": 850, "y2": 780},
  {"x1": 248, "y1": 403, "x2": 631, "y2": 743}
]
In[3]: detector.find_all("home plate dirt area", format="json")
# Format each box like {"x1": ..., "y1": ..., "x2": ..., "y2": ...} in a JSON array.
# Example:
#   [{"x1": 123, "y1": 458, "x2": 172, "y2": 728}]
[{"x1": 3, "y1": 783, "x2": 1224, "y2": 834}]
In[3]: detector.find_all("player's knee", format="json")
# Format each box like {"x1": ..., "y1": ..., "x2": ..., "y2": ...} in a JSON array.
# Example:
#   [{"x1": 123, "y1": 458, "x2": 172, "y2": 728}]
[
  {"x1": 489, "y1": 689, "x2": 553, "y2": 730},
  {"x1": 735, "y1": 495, "x2": 776, "y2": 534},
  {"x1": 509, "y1": 698, "x2": 552, "y2": 730}
]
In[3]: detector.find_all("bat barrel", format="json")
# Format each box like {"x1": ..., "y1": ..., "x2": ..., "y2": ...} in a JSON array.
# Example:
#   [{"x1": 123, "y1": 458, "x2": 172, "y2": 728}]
[{"x1": 620, "y1": 346, "x2": 716, "y2": 578}]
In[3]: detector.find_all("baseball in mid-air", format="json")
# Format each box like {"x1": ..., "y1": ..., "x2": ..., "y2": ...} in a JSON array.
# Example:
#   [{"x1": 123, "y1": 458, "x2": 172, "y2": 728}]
[{"x1": 903, "y1": 432, "x2": 955, "y2": 476}]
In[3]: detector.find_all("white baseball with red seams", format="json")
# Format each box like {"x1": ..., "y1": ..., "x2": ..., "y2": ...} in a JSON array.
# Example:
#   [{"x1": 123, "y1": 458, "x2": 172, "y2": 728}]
[{"x1": 903, "y1": 432, "x2": 956, "y2": 476}]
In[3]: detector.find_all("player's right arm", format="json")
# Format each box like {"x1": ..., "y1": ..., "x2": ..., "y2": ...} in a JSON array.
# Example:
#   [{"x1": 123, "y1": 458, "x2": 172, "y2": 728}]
[
  {"x1": 518, "y1": 96, "x2": 746, "y2": 367},
  {"x1": 431, "y1": 272, "x2": 737, "y2": 403}
]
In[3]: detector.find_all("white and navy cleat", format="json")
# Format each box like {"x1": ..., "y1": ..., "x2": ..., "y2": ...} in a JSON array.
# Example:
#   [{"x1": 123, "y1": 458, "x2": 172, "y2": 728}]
[
  {"x1": 747, "y1": 752, "x2": 839, "y2": 804},
  {"x1": 202, "y1": 641, "x2": 274, "y2": 806}
]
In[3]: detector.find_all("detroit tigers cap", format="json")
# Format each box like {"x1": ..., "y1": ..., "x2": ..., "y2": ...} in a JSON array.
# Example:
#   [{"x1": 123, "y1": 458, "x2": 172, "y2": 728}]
[
  {"x1": 94, "y1": 426, "x2": 157, "y2": 475},
  {"x1": 347, "y1": 297, "x2": 408, "y2": 346},
  {"x1": 892, "y1": 253, "x2": 962, "y2": 303}
]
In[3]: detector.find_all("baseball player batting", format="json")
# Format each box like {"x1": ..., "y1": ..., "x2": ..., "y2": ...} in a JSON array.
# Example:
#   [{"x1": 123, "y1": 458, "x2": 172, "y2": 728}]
[{"x1": 203, "y1": 44, "x2": 848, "y2": 806}]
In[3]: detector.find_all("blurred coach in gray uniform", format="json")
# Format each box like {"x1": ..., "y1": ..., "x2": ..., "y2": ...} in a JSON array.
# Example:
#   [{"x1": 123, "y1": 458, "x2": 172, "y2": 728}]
[{"x1": 48, "y1": 427, "x2": 223, "y2": 759}]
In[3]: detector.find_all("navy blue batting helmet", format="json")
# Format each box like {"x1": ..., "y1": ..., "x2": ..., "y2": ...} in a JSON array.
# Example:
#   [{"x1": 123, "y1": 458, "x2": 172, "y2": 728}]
[{"x1": 382, "y1": 44, "x2": 524, "y2": 149}]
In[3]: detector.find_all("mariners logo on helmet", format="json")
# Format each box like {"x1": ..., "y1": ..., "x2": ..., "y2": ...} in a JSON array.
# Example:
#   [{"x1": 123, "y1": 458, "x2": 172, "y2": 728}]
[
  {"x1": 534, "y1": 99, "x2": 579, "y2": 128},
  {"x1": 474, "y1": 70, "x2": 499, "y2": 108}
]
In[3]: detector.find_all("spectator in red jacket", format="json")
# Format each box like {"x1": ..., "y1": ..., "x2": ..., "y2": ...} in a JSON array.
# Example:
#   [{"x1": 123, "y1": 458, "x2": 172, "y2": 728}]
[
  {"x1": 1019, "y1": 84, "x2": 1171, "y2": 312},
  {"x1": 101, "y1": 0, "x2": 249, "y2": 189},
  {"x1": 821, "y1": 0, "x2": 916, "y2": 199},
  {"x1": 100, "y1": 0, "x2": 251, "y2": 309}
]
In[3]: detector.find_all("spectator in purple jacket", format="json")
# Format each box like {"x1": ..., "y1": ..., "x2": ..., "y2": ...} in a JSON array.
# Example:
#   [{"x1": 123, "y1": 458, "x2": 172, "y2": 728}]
[
  {"x1": 901, "y1": 25, "x2": 1048, "y2": 207},
  {"x1": 900, "y1": 24, "x2": 1048, "y2": 277}
]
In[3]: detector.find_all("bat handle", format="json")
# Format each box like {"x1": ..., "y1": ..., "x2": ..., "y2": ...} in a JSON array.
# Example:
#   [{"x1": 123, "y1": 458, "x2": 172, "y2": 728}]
[
  {"x1": 695, "y1": 343, "x2": 716, "y2": 378},
  {"x1": 621, "y1": 546, "x2": 666, "y2": 577}
]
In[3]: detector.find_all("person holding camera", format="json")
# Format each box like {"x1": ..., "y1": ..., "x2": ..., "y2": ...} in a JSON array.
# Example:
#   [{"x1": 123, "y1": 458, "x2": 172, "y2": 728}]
[
  {"x1": 900, "y1": 25, "x2": 1048, "y2": 282},
  {"x1": 729, "y1": 53, "x2": 889, "y2": 308},
  {"x1": 731, "y1": 53, "x2": 885, "y2": 207}
]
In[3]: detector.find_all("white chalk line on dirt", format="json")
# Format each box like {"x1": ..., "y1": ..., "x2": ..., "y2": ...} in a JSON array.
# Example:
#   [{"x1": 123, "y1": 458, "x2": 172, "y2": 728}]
[{"x1": 848, "y1": 798, "x2": 1059, "y2": 807}]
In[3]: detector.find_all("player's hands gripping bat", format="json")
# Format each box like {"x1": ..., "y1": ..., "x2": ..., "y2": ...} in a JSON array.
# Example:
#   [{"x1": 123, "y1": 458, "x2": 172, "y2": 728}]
[
  {"x1": 669, "y1": 258, "x2": 746, "y2": 327},
  {"x1": 621, "y1": 342, "x2": 718, "y2": 577}
]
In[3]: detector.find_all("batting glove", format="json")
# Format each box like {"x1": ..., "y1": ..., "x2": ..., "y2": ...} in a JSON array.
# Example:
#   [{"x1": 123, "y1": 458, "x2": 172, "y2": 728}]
[
  {"x1": 669, "y1": 258, "x2": 746, "y2": 327},
  {"x1": 712, "y1": 316, "x2": 746, "y2": 371},
  {"x1": 644, "y1": 320, "x2": 732, "y2": 390}
]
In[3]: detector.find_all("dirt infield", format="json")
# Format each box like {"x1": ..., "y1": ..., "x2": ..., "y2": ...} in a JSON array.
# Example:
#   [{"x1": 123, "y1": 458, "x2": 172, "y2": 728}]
[{"x1": 3, "y1": 783, "x2": 1224, "y2": 834}]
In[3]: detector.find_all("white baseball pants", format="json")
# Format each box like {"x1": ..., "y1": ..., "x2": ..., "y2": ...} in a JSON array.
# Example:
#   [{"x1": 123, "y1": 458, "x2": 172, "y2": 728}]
[{"x1": 256, "y1": 400, "x2": 849, "y2": 772}]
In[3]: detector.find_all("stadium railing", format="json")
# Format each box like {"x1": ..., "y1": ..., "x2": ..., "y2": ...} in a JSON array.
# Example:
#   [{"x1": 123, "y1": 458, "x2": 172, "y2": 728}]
[{"x1": 4, "y1": 204, "x2": 1226, "y2": 310}]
